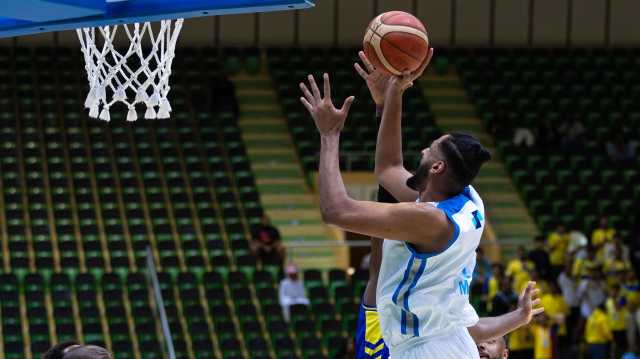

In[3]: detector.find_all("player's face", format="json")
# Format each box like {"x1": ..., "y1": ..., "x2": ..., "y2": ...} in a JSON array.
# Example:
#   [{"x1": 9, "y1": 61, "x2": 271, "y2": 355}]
[
  {"x1": 407, "y1": 136, "x2": 446, "y2": 192},
  {"x1": 477, "y1": 338, "x2": 508, "y2": 359}
]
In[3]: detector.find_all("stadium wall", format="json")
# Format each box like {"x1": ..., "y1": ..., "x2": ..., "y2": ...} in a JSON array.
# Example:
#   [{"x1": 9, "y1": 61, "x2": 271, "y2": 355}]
[{"x1": 2, "y1": 0, "x2": 639, "y2": 46}]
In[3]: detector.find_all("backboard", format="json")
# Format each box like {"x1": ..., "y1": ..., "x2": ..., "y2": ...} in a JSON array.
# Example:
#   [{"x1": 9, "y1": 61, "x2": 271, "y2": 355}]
[{"x1": 0, "y1": 0, "x2": 314, "y2": 38}]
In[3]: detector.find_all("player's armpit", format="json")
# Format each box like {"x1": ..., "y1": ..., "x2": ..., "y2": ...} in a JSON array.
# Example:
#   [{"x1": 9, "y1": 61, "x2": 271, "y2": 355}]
[{"x1": 323, "y1": 199, "x2": 452, "y2": 251}]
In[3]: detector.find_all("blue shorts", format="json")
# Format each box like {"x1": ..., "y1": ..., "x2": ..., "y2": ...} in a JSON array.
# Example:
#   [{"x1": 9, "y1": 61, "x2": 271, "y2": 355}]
[{"x1": 355, "y1": 303, "x2": 389, "y2": 359}]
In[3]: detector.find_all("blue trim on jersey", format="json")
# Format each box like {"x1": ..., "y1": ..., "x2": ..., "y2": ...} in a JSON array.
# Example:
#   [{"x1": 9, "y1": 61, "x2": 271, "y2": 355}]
[
  {"x1": 401, "y1": 310, "x2": 407, "y2": 335},
  {"x1": 403, "y1": 258, "x2": 427, "y2": 336},
  {"x1": 364, "y1": 339, "x2": 385, "y2": 349},
  {"x1": 412, "y1": 313, "x2": 420, "y2": 337},
  {"x1": 392, "y1": 255, "x2": 415, "y2": 305},
  {"x1": 405, "y1": 187, "x2": 470, "y2": 259}
]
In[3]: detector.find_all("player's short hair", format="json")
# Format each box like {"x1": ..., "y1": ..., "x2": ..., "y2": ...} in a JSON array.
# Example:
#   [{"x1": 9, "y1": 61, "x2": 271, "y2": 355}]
[
  {"x1": 43, "y1": 342, "x2": 112, "y2": 359},
  {"x1": 440, "y1": 133, "x2": 491, "y2": 187}
]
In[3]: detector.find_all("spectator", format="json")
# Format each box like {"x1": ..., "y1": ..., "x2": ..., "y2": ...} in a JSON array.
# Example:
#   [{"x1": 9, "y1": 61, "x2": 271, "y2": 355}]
[
  {"x1": 475, "y1": 247, "x2": 493, "y2": 282},
  {"x1": 557, "y1": 261, "x2": 580, "y2": 344},
  {"x1": 506, "y1": 246, "x2": 535, "y2": 293},
  {"x1": 513, "y1": 126, "x2": 535, "y2": 148},
  {"x1": 491, "y1": 276, "x2": 518, "y2": 316},
  {"x1": 592, "y1": 217, "x2": 615, "y2": 260},
  {"x1": 604, "y1": 242, "x2": 632, "y2": 286},
  {"x1": 606, "y1": 284, "x2": 629, "y2": 358},
  {"x1": 573, "y1": 246, "x2": 601, "y2": 279},
  {"x1": 488, "y1": 263, "x2": 504, "y2": 313},
  {"x1": 540, "y1": 282, "x2": 569, "y2": 355},
  {"x1": 278, "y1": 264, "x2": 309, "y2": 322},
  {"x1": 548, "y1": 224, "x2": 570, "y2": 279},
  {"x1": 508, "y1": 325, "x2": 534, "y2": 359},
  {"x1": 567, "y1": 227, "x2": 588, "y2": 259},
  {"x1": 43, "y1": 341, "x2": 112, "y2": 359},
  {"x1": 250, "y1": 215, "x2": 285, "y2": 268},
  {"x1": 578, "y1": 272, "x2": 607, "y2": 320},
  {"x1": 476, "y1": 336, "x2": 509, "y2": 359},
  {"x1": 606, "y1": 134, "x2": 636, "y2": 166},
  {"x1": 531, "y1": 313, "x2": 552, "y2": 359},
  {"x1": 585, "y1": 302, "x2": 613, "y2": 359},
  {"x1": 528, "y1": 235, "x2": 551, "y2": 279}
]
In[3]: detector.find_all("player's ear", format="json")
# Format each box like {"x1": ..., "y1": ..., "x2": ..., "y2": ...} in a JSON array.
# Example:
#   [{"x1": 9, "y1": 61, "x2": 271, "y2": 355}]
[
  {"x1": 502, "y1": 349, "x2": 509, "y2": 359},
  {"x1": 431, "y1": 160, "x2": 445, "y2": 174}
]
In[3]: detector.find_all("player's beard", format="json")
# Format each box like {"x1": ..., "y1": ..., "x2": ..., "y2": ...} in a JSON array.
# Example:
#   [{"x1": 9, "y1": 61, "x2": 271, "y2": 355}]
[{"x1": 406, "y1": 161, "x2": 430, "y2": 192}]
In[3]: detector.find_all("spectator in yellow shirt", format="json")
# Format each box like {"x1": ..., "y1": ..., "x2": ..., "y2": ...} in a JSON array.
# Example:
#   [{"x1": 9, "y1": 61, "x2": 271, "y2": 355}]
[
  {"x1": 585, "y1": 303, "x2": 613, "y2": 359},
  {"x1": 547, "y1": 224, "x2": 569, "y2": 278},
  {"x1": 531, "y1": 314, "x2": 552, "y2": 359},
  {"x1": 605, "y1": 247, "x2": 631, "y2": 288},
  {"x1": 540, "y1": 282, "x2": 568, "y2": 353},
  {"x1": 606, "y1": 284, "x2": 629, "y2": 358},
  {"x1": 507, "y1": 247, "x2": 536, "y2": 294},
  {"x1": 592, "y1": 217, "x2": 615, "y2": 251},
  {"x1": 573, "y1": 246, "x2": 601, "y2": 278},
  {"x1": 508, "y1": 324, "x2": 534, "y2": 359}
]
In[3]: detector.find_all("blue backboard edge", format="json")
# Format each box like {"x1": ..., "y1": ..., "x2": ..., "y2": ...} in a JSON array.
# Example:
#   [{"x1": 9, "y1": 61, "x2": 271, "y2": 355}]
[{"x1": 0, "y1": 0, "x2": 314, "y2": 38}]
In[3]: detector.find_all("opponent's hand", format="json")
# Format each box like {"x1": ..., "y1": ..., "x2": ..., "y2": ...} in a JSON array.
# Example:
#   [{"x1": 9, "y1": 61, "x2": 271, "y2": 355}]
[
  {"x1": 300, "y1": 73, "x2": 355, "y2": 137},
  {"x1": 354, "y1": 51, "x2": 390, "y2": 107},
  {"x1": 517, "y1": 281, "x2": 545, "y2": 324},
  {"x1": 387, "y1": 47, "x2": 435, "y2": 95}
]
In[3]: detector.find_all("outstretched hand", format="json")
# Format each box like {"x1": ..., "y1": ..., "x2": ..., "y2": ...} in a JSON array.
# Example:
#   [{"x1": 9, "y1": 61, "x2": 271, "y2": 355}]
[
  {"x1": 517, "y1": 281, "x2": 545, "y2": 324},
  {"x1": 354, "y1": 51, "x2": 390, "y2": 107},
  {"x1": 387, "y1": 47, "x2": 435, "y2": 94},
  {"x1": 300, "y1": 73, "x2": 355, "y2": 137}
]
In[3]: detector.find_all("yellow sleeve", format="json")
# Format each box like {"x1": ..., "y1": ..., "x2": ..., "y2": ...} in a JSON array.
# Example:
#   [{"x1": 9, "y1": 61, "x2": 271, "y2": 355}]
[
  {"x1": 572, "y1": 258, "x2": 583, "y2": 277},
  {"x1": 592, "y1": 230, "x2": 604, "y2": 246},
  {"x1": 548, "y1": 234, "x2": 558, "y2": 249},
  {"x1": 602, "y1": 316, "x2": 613, "y2": 341}
]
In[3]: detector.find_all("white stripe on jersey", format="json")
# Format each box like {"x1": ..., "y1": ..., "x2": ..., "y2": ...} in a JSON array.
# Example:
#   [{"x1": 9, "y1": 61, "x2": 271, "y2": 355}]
[{"x1": 376, "y1": 186, "x2": 485, "y2": 354}]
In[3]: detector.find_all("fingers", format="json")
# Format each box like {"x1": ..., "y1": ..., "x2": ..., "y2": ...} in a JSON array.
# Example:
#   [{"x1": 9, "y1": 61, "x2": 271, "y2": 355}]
[
  {"x1": 532, "y1": 307, "x2": 545, "y2": 316},
  {"x1": 308, "y1": 74, "x2": 322, "y2": 100},
  {"x1": 359, "y1": 51, "x2": 375, "y2": 72},
  {"x1": 323, "y1": 73, "x2": 331, "y2": 100},
  {"x1": 340, "y1": 96, "x2": 355, "y2": 115},
  {"x1": 354, "y1": 63, "x2": 369, "y2": 80},
  {"x1": 521, "y1": 281, "x2": 536, "y2": 298},
  {"x1": 299, "y1": 82, "x2": 315, "y2": 105},
  {"x1": 532, "y1": 298, "x2": 541, "y2": 307},
  {"x1": 300, "y1": 97, "x2": 313, "y2": 113}
]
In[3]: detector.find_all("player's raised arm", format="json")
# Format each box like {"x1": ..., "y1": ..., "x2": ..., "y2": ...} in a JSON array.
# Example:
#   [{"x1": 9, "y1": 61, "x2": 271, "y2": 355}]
[
  {"x1": 467, "y1": 281, "x2": 545, "y2": 343},
  {"x1": 299, "y1": 73, "x2": 452, "y2": 251},
  {"x1": 371, "y1": 49, "x2": 433, "y2": 202}
]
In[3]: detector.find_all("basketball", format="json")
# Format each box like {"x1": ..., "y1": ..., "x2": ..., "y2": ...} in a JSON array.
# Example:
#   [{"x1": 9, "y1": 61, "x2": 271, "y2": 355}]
[{"x1": 363, "y1": 11, "x2": 429, "y2": 76}]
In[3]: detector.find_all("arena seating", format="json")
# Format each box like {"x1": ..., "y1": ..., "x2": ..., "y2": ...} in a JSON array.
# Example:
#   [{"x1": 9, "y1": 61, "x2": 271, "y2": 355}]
[
  {"x1": 456, "y1": 48, "x2": 639, "y2": 236},
  {"x1": 268, "y1": 47, "x2": 442, "y2": 172},
  {"x1": 0, "y1": 46, "x2": 361, "y2": 358}
]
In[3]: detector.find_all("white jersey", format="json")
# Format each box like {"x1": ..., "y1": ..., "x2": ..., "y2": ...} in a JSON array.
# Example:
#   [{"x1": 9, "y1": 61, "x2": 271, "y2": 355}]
[{"x1": 376, "y1": 186, "x2": 485, "y2": 355}]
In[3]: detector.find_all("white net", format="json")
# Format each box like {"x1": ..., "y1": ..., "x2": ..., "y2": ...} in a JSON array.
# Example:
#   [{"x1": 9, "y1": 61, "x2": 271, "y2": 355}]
[{"x1": 77, "y1": 19, "x2": 184, "y2": 122}]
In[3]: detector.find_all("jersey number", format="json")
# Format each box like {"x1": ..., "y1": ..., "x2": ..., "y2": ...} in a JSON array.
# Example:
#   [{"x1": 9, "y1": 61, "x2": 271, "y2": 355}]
[{"x1": 471, "y1": 210, "x2": 483, "y2": 229}]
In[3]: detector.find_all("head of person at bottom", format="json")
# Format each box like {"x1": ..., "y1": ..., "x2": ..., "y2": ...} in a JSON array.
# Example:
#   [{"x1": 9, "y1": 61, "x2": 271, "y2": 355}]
[
  {"x1": 406, "y1": 133, "x2": 491, "y2": 197},
  {"x1": 477, "y1": 336, "x2": 509, "y2": 359},
  {"x1": 43, "y1": 341, "x2": 112, "y2": 359}
]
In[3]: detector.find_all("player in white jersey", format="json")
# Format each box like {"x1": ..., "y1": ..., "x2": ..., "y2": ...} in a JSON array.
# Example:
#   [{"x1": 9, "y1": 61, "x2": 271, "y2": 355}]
[{"x1": 300, "y1": 48, "x2": 544, "y2": 358}]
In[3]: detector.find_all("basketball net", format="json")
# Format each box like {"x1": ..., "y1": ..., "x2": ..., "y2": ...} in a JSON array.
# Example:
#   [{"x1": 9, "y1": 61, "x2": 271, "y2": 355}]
[{"x1": 77, "y1": 19, "x2": 184, "y2": 122}]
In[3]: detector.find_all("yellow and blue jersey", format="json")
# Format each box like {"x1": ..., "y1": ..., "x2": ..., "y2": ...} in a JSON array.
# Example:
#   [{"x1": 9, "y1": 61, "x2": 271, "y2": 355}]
[{"x1": 355, "y1": 303, "x2": 389, "y2": 359}]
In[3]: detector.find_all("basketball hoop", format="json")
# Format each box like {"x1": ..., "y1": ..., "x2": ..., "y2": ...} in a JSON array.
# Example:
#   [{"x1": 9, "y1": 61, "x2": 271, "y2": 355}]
[{"x1": 77, "y1": 19, "x2": 184, "y2": 122}]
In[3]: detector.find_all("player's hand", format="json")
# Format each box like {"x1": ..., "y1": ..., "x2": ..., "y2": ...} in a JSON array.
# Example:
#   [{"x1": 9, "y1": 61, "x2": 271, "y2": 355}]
[
  {"x1": 387, "y1": 47, "x2": 435, "y2": 94},
  {"x1": 354, "y1": 51, "x2": 390, "y2": 107},
  {"x1": 517, "y1": 281, "x2": 544, "y2": 324},
  {"x1": 300, "y1": 73, "x2": 355, "y2": 137}
]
